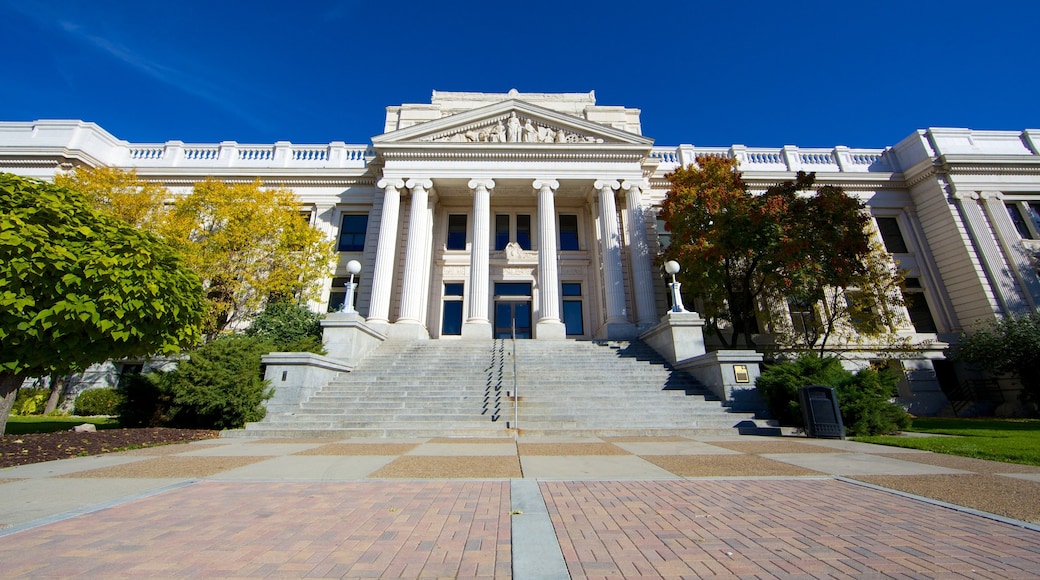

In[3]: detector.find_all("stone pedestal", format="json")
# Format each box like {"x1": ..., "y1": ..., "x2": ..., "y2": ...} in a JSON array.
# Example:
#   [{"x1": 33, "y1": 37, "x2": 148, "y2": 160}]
[
  {"x1": 321, "y1": 312, "x2": 388, "y2": 364},
  {"x1": 260, "y1": 352, "x2": 354, "y2": 414},
  {"x1": 675, "y1": 351, "x2": 764, "y2": 412},
  {"x1": 639, "y1": 311, "x2": 707, "y2": 366},
  {"x1": 461, "y1": 321, "x2": 493, "y2": 340},
  {"x1": 536, "y1": 320, "x2": 567, "y2": 340}
]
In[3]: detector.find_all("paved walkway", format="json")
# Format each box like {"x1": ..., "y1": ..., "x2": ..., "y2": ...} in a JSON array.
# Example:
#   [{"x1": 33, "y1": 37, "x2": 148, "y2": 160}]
[{"x1": 1, "y1": 435, "x2": 1039, "y2": 578}]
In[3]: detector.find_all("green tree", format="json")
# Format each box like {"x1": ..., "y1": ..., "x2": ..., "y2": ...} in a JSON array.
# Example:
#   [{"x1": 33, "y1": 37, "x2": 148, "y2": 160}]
[
  {"x1": 953, "y1": 312, "x2": 1040, "y2": 412},
  {"x1": 160, "y1": 179, "x2": 335, "y2": 336},
  {"x1": 659, "y1": 156, "x2": 886, "y2": 349},
  {"x1": 0, "y1": 173, "x2": 204, "y2": 433},
  {"x1": 246, "y1": 301, "x2": 325, "y2": 352}
]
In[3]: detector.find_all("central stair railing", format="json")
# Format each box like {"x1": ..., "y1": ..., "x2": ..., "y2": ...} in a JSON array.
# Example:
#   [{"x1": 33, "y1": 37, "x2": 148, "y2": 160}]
[{"x1": 511, "y1": 319, "x2": 519, "y2": 435}]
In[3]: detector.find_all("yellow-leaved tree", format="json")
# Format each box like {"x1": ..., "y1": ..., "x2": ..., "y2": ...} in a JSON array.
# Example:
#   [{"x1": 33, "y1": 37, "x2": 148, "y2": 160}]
[
  {"x1": 55, "y1": 166, "x2": 168, "y2": 230},
  {"x1": 58, "y1": 167, "x2": 334, "y2": 337},
  {"x1": 160, "y1": 179, "x2": 334, "y2": 336}
]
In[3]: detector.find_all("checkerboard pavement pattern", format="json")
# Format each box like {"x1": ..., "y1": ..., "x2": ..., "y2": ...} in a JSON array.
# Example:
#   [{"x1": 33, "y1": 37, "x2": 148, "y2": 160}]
[{"x1": 1, "y1": 435, "x2": 1039, "y2": 578}]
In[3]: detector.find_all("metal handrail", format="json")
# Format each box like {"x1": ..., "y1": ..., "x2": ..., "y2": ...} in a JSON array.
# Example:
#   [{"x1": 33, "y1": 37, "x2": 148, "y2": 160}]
[{"x1": 511, "y1": 318, "x2": 518, "y2": 436}]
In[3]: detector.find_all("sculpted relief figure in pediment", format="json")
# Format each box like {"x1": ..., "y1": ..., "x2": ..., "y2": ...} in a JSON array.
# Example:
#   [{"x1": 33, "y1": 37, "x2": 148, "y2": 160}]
[{"x1": 421, "y1": 112, "x2": 605, "y2": 144}]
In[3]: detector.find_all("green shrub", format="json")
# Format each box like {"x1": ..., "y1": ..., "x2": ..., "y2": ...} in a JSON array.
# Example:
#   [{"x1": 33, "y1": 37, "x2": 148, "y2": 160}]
[
  {"x1": 117, "y1": 373, "x2": 173, "y2": 427},
  {"x1": 159, "y1": 335, "x2": 275, "y2": 430},
  {"x1": 13, "y1": 388, "x2": 50, "y2": 416},
  {"x1": 74, "y1": 388, "x2": 124, "y2": 416},
  {"x1": 246, "y1": 301, "x2": 324, "y2": 352},
  {"x1": 756, "y1": 354, "x2": 911, "y2": 436}
]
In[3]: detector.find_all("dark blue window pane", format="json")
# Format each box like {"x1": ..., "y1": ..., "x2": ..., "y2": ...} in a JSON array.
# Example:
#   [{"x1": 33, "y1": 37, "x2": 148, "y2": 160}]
[
  {"x1": 517, "y1": 215, "x2": 531, "y2": 250},
  {"x1": 445, "y1": 283, "x2": 464, "y2": 296},
  {"x1": 442, "y1": 301, "x2": 463, "y2": 335},
  {"x1": 447, "y1": 215, "x2": 467, "y2": 249},
  {"x1": 495, "y1": 283, "x2": 531, "y2": 296},
  {"x1": 338, "y1": 214, "x2": 368, "y2": 251},
  {"x1": 562, "y1": 283, "x2": 581, "y2": 297},
  {"x1": 563, "y1": 301, "x2": 584, "y2": 336},
  {"x1": 495, "y1": 215, "x2": 510, "y2": 250},
  {"x1": 559, "y1": 215, "x2": 579, "y2": 251}
]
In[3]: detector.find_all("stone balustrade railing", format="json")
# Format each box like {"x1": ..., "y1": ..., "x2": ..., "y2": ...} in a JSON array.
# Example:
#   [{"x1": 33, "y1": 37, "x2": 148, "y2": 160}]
[
  {"x1": 650, "y1": 145, "x2": 895, "y2": 173},
  {"x1": 124, "y1": 141, "x2": 374, "y2": 168}
]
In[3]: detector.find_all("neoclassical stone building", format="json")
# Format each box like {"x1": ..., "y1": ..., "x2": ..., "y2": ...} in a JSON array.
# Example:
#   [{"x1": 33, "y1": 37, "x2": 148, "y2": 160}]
[{"x1": 2, "y1": 90, "x2": 1039, "y2": 413}]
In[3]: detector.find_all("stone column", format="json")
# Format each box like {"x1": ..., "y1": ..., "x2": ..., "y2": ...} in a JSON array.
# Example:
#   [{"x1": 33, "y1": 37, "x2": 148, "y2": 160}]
[
  {"x1": 366, "y1": 178, "x2": 404, "y2": 328},
  {"x1": 534, "y1": 179, "x2": 566, "y2": 340},
  {"x1": 622, "y1": 179, "x2": 658, "y2": 328},
  {"x1": 462, "y1": 178, "x2": 494, "y2": 340},
  {"x1": 594, "y1": 179, "x2": 634, "y2": 338},
  {"x1": 980, "y1": 192, "x2": 1040, "y2": 310},
  {"x1": 394, "y1": 178, "x2": 434, "y2": 338},
  {"x1": 953, "y1": 191, "x2": 1030, "y2": 316}
]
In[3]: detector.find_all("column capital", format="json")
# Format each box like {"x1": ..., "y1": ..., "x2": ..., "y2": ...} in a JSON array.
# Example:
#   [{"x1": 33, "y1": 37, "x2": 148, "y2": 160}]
[
  {"x1": 405, "y1": 178, "x2": 433, "y2": 191},
  {"x1": 377, "y1": 178, "x2": 405, "y2": 190},
  {"x1": 467, "y1": 178, "x2": 496, "y2": 191},
  {"x1": 533, "y1": 179, "x2": 560, "y2": 191},
  {"x1": 951, "y1": 191, "x2": 979, "y2": 202},
  {"x1": 594, "y1": 179, "x2": 620, "y2": 192},
  {"x1": 979, "y1": 190, "x2": 1003, "y2": 201},
  {"x1": 621, "y1": 179, "x2": 649, "y2": 193}
]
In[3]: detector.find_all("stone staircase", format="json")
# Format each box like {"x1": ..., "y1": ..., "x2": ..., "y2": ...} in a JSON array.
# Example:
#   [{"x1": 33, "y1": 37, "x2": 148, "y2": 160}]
[{"x1": 233, "y1": 339, "x2": 770, "y2": 438}]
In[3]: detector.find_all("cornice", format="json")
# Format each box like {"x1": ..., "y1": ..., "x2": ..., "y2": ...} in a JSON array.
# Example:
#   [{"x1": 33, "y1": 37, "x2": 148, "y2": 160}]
[
  {"x1": 938, "y1": 154, "x2": 1040, "y2": 175},
  {"x1": 378, "y1": 149, "x2": 647, "y2": 162}
]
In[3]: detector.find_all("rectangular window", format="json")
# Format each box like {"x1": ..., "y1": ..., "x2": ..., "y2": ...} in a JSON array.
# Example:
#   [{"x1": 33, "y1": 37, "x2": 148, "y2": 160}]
[
  {"x1": 875, "y1": 217, "x2": 908, "y2": 253},
  {"x1": 337, "y1": 214, "x2": 368, "y2": 252},
  {"x1": 656, "y1": 215, "x2": 671, "y2": 250},
  {"x1": 1007, "y1": 203, "x2": 1034, "y2": 239},
  {"x1": 495, "y1": 214, "x2": 510, "y2": 251},
  {"x1": 442, "y1": 283, "x2": 464, "y2": 336},
  {"x1": 1029, "y1": 203, "x2": 1040, "y2": 234},
  {"x1": 447, "y1": 214, "x2": 467, "y2": 250},
  {"x1": 901, "y1": 279, "x2": 938, "y2": 333},
  {"x1": 559, "y1": 215, "x2": 580, "y2": 251},
  {"x1": 562, "y1": 283, "x2": 584, "y2": 336},
  {"x1": 516, "y1": 214, "x2": 532, "y2": 250},
  {"x1": 786, "y1": 298, "x2": 815, "y2": 336}
]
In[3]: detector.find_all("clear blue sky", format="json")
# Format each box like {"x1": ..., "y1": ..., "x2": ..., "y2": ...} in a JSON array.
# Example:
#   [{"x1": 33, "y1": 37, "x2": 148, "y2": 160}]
[{"x1": 3, "y1": 0, "x2": 1037, "y2": 150}]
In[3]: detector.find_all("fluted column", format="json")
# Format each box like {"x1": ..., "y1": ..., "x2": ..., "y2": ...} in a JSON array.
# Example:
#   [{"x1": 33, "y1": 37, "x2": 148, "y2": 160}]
[
  {"x1": 534, "y1": 179, "x2": 566, "y2": 340},
  {"x1": 594, "y1": 179, "x2": 635, "y2": 339},
  {"x1": 462, "y1": 178, "x2": 494, "y2": 340},
  {"x1": 395, "y1": 178, "x2": 434, "y2": 336},
  {"x1": 622, "y1": 179, "x2": 659, "y2": 327},
  {"x1": 366, "y1": 178, "x2": 404, "y2": 326}
]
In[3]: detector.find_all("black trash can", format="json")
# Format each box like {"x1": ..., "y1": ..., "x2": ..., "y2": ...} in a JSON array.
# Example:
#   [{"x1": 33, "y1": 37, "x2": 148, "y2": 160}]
[{"x1": 800, "y1": 385, "x2": 845, "y2": 439}]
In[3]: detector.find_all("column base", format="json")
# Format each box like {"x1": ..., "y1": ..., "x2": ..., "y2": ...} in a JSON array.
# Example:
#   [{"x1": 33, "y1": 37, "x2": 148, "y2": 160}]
[
  {"x1": 536, "y1": 320, "x2": 567, "y2": 340},
  {"x1": 594, "y1": 321, "x2": 638, "y2": 340},
  {"x1": 460, "y1": 321, "x2": 493, "y2": 340},
  {"x1": 388, "y1": 321, "x2": 430, "y2": 340}
]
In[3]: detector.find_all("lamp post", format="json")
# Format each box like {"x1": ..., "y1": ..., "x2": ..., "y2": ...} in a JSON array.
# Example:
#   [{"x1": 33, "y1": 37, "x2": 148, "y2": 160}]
[
  {"x1": 341, "y1": 260, "x2": 361, "y2": 313},
  {"x1": 664, "y1": 260, "x2": 687, "y2": 313}
]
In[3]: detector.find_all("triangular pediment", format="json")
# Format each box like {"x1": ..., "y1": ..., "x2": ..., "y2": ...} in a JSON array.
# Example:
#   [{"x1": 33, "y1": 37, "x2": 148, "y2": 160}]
[{"x1": 372, "y1": 100, "x2": 653, "y2": 148}]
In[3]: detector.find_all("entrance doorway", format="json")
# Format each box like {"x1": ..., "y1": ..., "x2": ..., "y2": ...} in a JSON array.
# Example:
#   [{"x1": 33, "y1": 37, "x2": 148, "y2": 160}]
[{"x1": 494, "y1": 283, "x2": 532, "y2": 339}]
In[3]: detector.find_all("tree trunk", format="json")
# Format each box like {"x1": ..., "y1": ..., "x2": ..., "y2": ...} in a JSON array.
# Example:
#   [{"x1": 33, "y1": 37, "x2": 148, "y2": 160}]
[
  {"x1": 0, "y1": 372, "x2": 28, "y2": 435},
  {"x1": 43, "y1": 374, "x2": 66, "y2": 415}
]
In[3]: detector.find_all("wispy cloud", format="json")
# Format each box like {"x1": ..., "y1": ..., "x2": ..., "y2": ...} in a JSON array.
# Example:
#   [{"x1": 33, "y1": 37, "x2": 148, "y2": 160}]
[{"x1": 7, "y1": 2, "x2": 271, "y2": 133}]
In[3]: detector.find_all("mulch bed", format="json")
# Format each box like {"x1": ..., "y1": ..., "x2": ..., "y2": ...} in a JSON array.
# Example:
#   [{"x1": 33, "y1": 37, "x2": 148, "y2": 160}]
[{"x1": 0, "y1": 428, "x2": 220, "y2": 468}]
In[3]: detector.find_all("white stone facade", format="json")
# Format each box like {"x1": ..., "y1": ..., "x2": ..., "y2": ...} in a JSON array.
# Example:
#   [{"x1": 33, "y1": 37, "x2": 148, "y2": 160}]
[{"x1": 3, "y1": 90, "x2": 1039, "y2": 412}]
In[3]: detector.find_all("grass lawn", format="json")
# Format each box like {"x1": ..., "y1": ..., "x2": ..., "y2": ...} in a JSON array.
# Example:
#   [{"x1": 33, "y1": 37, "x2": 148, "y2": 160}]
[
  {"x1": 855, "y1": 417, "x2": 1040, "y2": 467},
  {"x1": 5, "y1": 415, "x2": 121, "y2": 435}
]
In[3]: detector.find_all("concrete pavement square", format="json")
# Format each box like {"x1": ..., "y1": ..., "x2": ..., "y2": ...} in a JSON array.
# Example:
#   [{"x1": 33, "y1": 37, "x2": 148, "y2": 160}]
[
  {"x1": 406, "y1": 442, "x2": 518, "y2": 456},
  {"x1": 1001, "y1": 472, "x2": 1040, "y2": 482},
  {"x1": 763, "y1": 452, "x2": 971, "y2": 475},
  {"x1": 58, "y1": 456, "x2": 269, "y2": 478},
  {"x1": 520, "y1": 455, "x2": 681, "y2": 479},
  {"x1": 177, "y1": 442, "x2": 325, "y2": 456},
  {"x1": 0, "y1": 454, "x2": 149, "y2": 479},
  {"x1": 293, "y1": 443, "x2": 419, "y2": 455},
  {"x1": 709, "y1": 439, "x2": 845, "y2": 454},
  {"x1": 213, "y1": 455, "x2": 396, "y2": 480},
  {"x1": 796, "y1": 438, "x2": 932, "y2": 453},
  {"x1": 517, "y1": 442, "x2": 628, "y2": 455},
  {"x1": 369, "y1": 455, "x2": 522, "y2": 478},
  {"x1": 610, "y1": 440, "x2": 743, "y2": 455}
]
